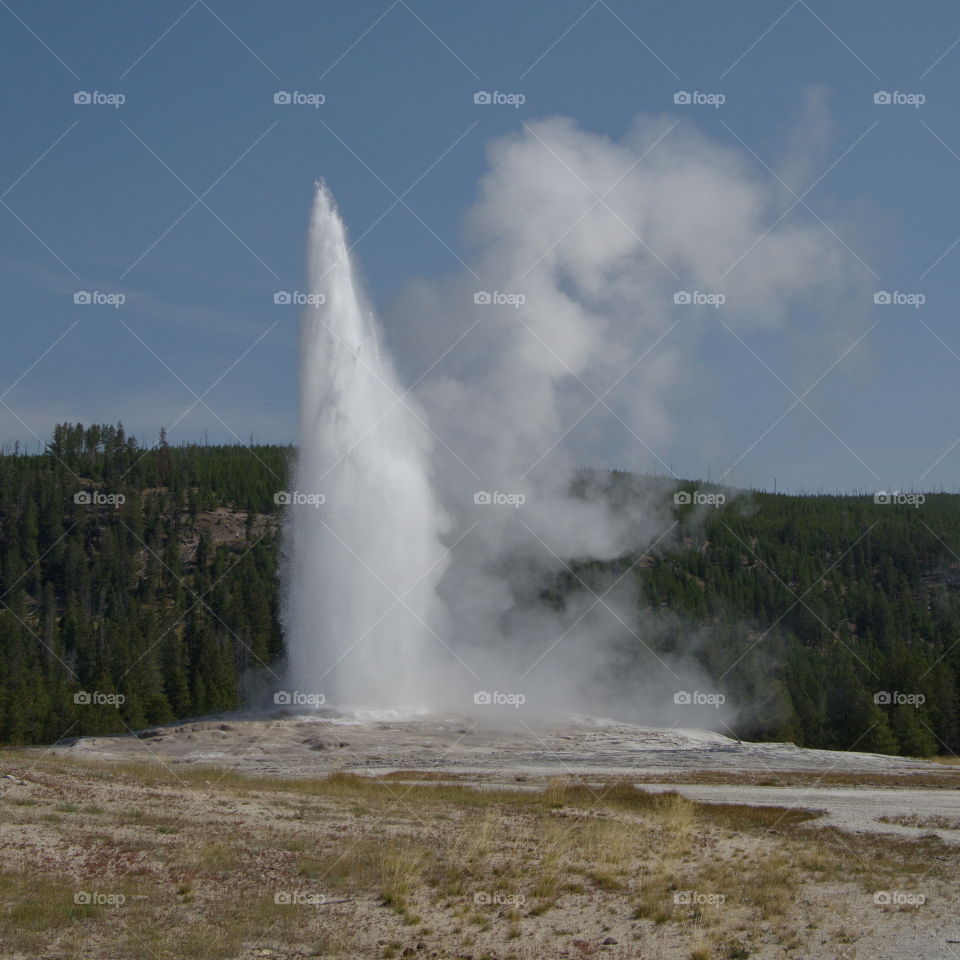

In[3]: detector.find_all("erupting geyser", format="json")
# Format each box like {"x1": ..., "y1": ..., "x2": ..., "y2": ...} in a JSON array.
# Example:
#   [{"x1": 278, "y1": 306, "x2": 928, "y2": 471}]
[{"x1": 282, "y1": 183, "x2": 450, "y2": 712}]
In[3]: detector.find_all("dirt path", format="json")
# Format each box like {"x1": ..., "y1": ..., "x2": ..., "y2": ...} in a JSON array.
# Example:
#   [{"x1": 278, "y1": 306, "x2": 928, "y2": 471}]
[{"x1": 643, "y1": 782, "x2": 960, "y2": 843}]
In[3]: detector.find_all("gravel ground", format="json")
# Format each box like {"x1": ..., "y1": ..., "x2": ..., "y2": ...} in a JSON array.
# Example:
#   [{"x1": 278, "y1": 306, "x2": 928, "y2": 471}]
[{"x1": 4, "y1": 714, "x2": 959, "y2": 960}]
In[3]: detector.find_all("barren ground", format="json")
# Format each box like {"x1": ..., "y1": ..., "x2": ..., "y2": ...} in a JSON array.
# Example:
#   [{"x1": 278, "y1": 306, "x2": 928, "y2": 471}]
[{"x1": 1, "y1": 715, "x2": 957, "y2": 959}]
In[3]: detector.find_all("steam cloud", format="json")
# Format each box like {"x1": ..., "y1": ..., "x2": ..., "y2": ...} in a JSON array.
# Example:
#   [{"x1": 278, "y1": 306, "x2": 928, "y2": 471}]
[{"x1": 287, "y1": 110, "x2": 869, "y2": 727}]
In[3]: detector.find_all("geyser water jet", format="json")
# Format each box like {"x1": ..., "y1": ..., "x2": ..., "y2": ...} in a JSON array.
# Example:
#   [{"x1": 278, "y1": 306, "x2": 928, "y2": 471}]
[{"x1": 282, "y1": 183, "x2": 449, "y2": 712}]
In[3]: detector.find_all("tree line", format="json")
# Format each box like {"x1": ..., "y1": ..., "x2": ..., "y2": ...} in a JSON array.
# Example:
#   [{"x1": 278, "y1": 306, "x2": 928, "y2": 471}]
[
  {"x1": 0, "y1": 427, "x2": 957, "y2": 757},
  {"x1": 0, "y1": 423, "x2": 286, "y2": 743},
  {"x1": 571, "y1": 471, "x2": 959, "y2": 757}
]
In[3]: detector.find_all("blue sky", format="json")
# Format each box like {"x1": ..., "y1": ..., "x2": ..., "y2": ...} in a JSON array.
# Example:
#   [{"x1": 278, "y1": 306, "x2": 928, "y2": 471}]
[{"x1": 1, "y1": 0, "x2": 959, "y2": 492}]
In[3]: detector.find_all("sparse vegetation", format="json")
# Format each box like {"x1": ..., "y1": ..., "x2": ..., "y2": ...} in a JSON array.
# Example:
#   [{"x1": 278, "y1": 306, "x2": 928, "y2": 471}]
[
  {"x1": 0, "y1": 753, "x2": 953, "y2": 959},
  {"x1": 877, "y1": 812, "x2": 960, "y2": 830}
]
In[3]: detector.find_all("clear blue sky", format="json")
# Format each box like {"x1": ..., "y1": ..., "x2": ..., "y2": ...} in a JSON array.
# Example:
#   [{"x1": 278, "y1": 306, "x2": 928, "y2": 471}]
[{"x1": 1, "y1": 0, "x2": 959, "y2": 492}]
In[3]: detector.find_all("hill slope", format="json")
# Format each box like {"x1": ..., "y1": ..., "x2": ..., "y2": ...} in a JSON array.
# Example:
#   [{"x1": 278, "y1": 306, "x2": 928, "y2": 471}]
[{"x1": 0, "y1": 424, "x2": 957, "y2": 757}]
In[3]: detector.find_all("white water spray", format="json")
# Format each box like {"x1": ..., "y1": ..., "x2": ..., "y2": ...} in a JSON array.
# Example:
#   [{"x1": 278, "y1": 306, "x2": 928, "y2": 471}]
[{"x1": 283, "y1": 183, "x2": 450, "y2": 712}]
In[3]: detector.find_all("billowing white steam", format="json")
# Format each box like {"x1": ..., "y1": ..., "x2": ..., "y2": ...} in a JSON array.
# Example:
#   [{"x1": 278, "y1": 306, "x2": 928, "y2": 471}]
[{"x1": 285, "y1": 112, "x2": 868, "y2": 722}]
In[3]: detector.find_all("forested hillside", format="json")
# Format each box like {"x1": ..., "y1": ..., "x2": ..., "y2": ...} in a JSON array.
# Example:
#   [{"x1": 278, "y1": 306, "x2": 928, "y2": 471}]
[
  {"x1": 571, "y1": 471, "x2": 959, "y2": 758},
  {"x1": 0, "y1": 425, "x2": 957, "y2": 757},
  {"x1": 0, "y1": 423, "x2": 286, "y2": 743}
]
